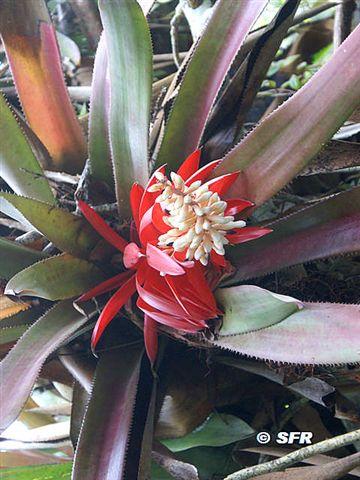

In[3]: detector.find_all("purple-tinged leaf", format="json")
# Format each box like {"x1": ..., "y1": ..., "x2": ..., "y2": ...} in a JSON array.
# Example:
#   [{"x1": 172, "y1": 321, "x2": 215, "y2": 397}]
[
  {"x1": 215, "y1": 24, "x2": 360, "y2": 206},
  {"x1": 73, "y1": 345, "x2": 155, "y2": 480},
  {"x1": 203, "y1": 0, "x2": 300, "y2": 159},
  {"x1": 216, "y1": 357, "x2": 335, "y2": 406},
  {"x1": 5, "y1": 253, "x2": 106, "y2": 301},
  {"x1": 0, "y1": 94, "x2": 55, "y2": 204},
  {"x1": 99, "y1": 0, "x2": 152, "y2": 217},
  {"x1": 155, "y1": 0, "x2": 268, "y2": 170},
  {"x1": 0, "y1": 300, "x2": 93, "y2": 433},
  {"x1": 88, "y1": 34, "x2": 113, "y2": 188},
  {"x1": 212, "y1": 286, "x2": 360, "y2": 365},
  {"x1": 0, "y1": 0, "x2": 87, "y2": 173},
  {"x1": 224, "y1": 188, "x2": 360, "y2": 284}
]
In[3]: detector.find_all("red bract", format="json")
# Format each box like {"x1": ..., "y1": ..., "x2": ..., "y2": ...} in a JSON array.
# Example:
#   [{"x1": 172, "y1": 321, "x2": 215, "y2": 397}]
[{"x1": 78, "y1": 150, "x2": 271, "y2": 362}]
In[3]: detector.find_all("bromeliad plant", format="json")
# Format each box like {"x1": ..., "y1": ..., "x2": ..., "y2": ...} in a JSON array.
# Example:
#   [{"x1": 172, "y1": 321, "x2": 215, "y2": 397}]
[{"x1": 0, "y1": 0, "x2": 359, "y2": 478}]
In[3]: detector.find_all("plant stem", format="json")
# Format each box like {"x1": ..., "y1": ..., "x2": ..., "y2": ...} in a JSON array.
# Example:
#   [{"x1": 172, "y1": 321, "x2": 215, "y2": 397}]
[{"x1": 225, "y1": 428, "x2": 360, "y2": 480}]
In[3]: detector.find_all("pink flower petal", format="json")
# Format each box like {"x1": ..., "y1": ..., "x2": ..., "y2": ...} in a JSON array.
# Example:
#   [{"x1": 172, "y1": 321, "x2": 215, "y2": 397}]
[
  {"x1": 123, "y1": 242, "x2": 143, "y2": 269},
  {"x1": 146, "y1": 243, "x2": 185, "y2": 276}
]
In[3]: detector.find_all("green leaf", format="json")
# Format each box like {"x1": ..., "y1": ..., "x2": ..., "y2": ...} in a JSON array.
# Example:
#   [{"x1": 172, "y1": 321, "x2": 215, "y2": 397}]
[
  {"x1": 163, "y1": 413, "x2": 255, "y2": 452},
  {"x1": 0, "y1": 237, "x2": 46, "y2": 279},
  {"x1": 215, "y1": 24, "x2": 360, "y2": 207},
  {"x1": 212, "y1": 286, "x2": 360, "y2": 365},
  {"x1": 56, "y1": 31, "x2": 81, "y2": 66},
  {"x1": 0, "y1": 463, "x2": 72, "y2": 479},
  {"x1": 225, "y1": 187, "x2": 360, "y2": 284},
  {"x1": 0, "y1": 300, "x2": 94, "y2": 432},
  {"x1": 0, "y1": 193, "x2": 101, "y2": 259},
  {"x1": 99, "y1": 0, "x2": 152, "y2": 217},
  {"x1": 0, "y1": 325, "x2": 28, "y2": 344},
  {"x1": 0, "y1": 94, "x2": 55, "y2": 204},
  {"x1": 155, "y1": 0, "x2": 267, "y2": 170},
  {"x1": 88, "y1": 34, "x2": 113, "y2": 188},
  {"x1": 216, "y1": 285, "x2": 301, "y2": 335},
  {"x1": 5, "y1": 253, "x2": 106, "y2": 300}
]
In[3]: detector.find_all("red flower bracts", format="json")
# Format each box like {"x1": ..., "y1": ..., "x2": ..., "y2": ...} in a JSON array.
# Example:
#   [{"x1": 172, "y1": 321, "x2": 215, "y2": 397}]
[{"x1": 78, "y1": 150, "x2": 271, "y2": 362}]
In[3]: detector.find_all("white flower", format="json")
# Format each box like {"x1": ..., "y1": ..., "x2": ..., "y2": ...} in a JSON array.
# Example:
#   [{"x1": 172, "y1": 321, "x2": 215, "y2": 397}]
[{"x1": 150, "y1": 170, "x2": 246, "y2": 265}]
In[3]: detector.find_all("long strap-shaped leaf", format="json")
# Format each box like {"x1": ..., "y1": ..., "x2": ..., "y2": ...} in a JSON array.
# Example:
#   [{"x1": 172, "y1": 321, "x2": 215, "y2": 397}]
[
  {"x1": 0, "y1": 0, "x2": 86, "y2": 173},
  {"x1": 5, "y1": 253, "x2": 106, "y2": 300},
  {"x1": 0, "y1": 94, "x2": 55, "y2": 204},
  {"x1": 0, "y1": 300, "x2": 93, "y2": 433},
  {"x1": 0, "y1": 193, "x2": 101, "y2": 259},
  {"x1": 73, "y1": 346, "x2": 154, "y2": 480},
  {"x1": 203, "y1": 0, "x2": 300, "y2": 159},
  {"x1": 224, "y1": 187, "x2": 360, "y2": 284},
  {"x1": 0, "y1": 238, "x2": 46, "y2": 279},
  {"x1": 155, "y1": 0, "x2": 268, "y2": 170},
  {"x1": 99, "y1": 0, "x2": 152, "y2": 218},
  {"x1": 88, "y1": 33, "x2": 113, "y2": 188},
  {"x1": 214, "y1": 24, "x2": 360, "y2": 205},
  {"x1": 213, "y1": 293, "x2": 360, "y2": 365}
]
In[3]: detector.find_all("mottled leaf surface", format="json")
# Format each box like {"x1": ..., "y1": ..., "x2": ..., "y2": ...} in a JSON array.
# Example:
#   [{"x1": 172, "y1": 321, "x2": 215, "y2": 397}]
[
  {"x1": 5, "y1": 253, "x2": 106, "y2": 300},
  {"x1": 0, "y1": 193, "x2": 101, "y2": 259}
]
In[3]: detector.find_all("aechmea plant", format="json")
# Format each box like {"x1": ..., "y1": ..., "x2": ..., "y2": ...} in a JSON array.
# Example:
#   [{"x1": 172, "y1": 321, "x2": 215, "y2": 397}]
[{"x1": 0, "y1": 0, "x2": 359, "y2": 478}]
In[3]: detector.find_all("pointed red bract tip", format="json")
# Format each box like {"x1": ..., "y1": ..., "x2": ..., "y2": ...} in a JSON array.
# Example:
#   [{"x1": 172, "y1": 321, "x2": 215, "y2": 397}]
[
  {"x1": 206, "y1": 171, "x2": 240, "y2": 196},
  {"x1": 77, "y1": 271, "x2": 133, "y2": 302},
  {"x1": 91, "y1": 275, "x2": 136, "y2": 351},
  {"x1": 144, "y1": 314, "x2": 158, "y2": 364},
  {"x1": 225, "y1": 198, "x2": 254, "y2": 216},
  {"x1": 77, "y1": 199, "x2": 129, "y2": 253},
  {"x1": 130, "y1": 183, "x2": 145, "y2": 231},
  {"x1": 227, "y1": 227, "x2": 272, "y2": 245},
  {"x1": 185, "y1": 159, "x2": 222, "y2": 185},
  {"x1": 177, "y1": 149, "x2": 201, "y2": 181}
]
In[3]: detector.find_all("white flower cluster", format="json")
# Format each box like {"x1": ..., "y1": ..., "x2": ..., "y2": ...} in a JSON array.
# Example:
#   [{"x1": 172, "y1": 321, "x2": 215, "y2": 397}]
[{"x1": 148, "y1": 170, "x2": 246, "y2": 265}]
